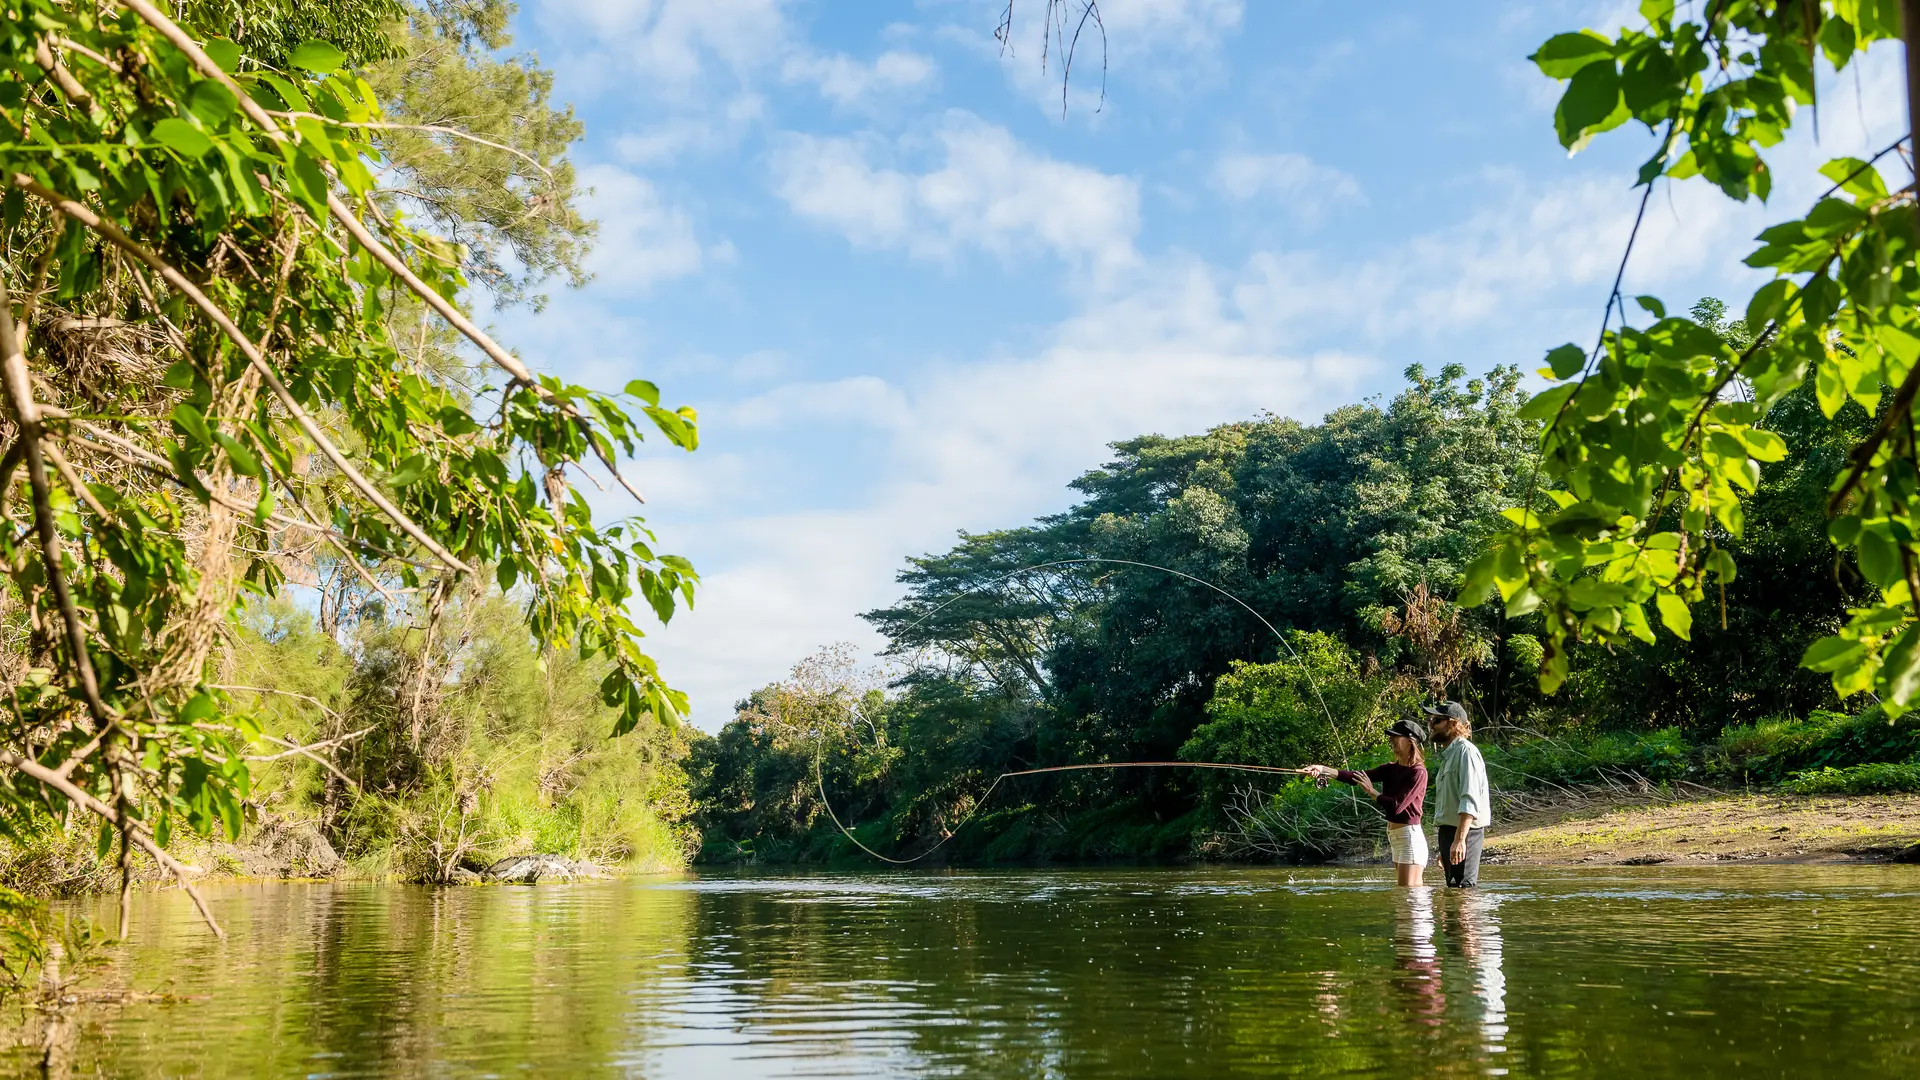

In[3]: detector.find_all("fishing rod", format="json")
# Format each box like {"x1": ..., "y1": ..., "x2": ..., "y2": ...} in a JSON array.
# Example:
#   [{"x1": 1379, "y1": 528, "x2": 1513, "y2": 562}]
[{"x1": 813, "y1": 557, "x2": 1356, "y2": 865}]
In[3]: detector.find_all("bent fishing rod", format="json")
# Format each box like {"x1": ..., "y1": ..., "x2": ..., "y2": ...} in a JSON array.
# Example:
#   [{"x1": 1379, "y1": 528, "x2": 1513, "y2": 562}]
[{"x1": 813, "y1": 557, "x2": 1358, "y2": 865}]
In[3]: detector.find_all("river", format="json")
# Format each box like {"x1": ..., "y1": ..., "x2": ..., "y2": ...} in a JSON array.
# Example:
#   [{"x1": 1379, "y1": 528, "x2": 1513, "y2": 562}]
[{"x1": 11, "y1": 865, "x2": 1919, "y2": 1076}]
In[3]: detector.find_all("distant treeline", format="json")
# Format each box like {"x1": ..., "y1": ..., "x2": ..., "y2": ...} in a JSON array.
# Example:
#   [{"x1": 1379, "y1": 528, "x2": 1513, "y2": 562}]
[{"x1": 688, "y1": 315, "x2": 1903, "y2": 864}]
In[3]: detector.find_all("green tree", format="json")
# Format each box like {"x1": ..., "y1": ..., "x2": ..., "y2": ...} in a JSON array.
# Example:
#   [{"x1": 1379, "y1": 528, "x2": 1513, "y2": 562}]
[
  {"x1": 1464, "y1": 1, "x2": 1918, "y2": 713},
  {"x1": 0, "y1": 1, "x2": 694, "y2": 933}
]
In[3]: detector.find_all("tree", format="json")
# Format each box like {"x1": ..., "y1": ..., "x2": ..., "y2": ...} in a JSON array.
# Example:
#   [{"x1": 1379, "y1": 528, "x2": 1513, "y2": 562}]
[
  {"x1": 1463, "y1": 2, "x2": 1918, "y2": 711},
  {"x1": 0, "y1": 1, "x2": 695, "y2": 935}
]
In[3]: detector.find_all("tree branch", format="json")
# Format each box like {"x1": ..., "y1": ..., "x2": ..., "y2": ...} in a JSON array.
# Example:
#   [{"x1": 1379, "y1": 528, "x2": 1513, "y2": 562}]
[
  {"x1": 116, "y1": 0, "x2": 656, "y2": 506},
  {"x1": 11, "y1": 175, "x2": 475, "y2": 575},
  {"x1": 0, "y1": 750, "x2": 223, "y2": 939},
  {"x1": 0, "y1": 281, "x2": 114, "y2": 731}
]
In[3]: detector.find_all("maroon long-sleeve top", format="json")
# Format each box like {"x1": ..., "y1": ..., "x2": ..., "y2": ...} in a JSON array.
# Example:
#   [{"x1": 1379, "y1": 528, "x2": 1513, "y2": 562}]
[{"x1": 1335, "y1": 762, "x2": 1427, "y2": 825}]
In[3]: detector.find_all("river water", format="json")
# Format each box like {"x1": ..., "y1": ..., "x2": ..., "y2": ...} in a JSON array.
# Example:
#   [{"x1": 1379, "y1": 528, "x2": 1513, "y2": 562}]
[{"x1": 12, "y1": 865, "x2": 1919, "y2": 1077}]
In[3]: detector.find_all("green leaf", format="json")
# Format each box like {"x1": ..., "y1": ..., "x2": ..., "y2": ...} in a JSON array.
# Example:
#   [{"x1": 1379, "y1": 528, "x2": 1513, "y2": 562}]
[
  {"x1": 1883, "y1": 625, "x2": 1920, "y2": 705},
  {"x1": 204, "y1": 37, "x2": 243, "y2": 72},
  {"x1": 1634, "y1": 295, "x2": 1666, "y2": 319},
  {"x1": 290, "y1": 40, "x2": 348, "y2": 75},
  {"x1": 1819, "y1": 156, "x2": 1887, "y2": 201},
  {"x1": 170, "y1": 402, "x2": 212, "y2": 447},
  {"x1": 151, "y1": 118, "x2": 213, "y2": 158},
  {"x1": 189, "y1": 80, "x2": 239, "y2": 127},
  {"x1": 625, "y1": 379, "x2": 662, "y2": 406},
  {"x1": 1857, "y1": 526, "x2": 1903, "y2": 590},
  {"x1": 386, "y1": 454, "x2": 430, "y2": 487},
  {"x1": 1518, "y1": 383, "x2": 1578, "y2": 422},
  {"x1": 1744, "y1": 278, "x2": 1790, "y2": 334},
  {"x1": 1801, "y1": 635, "x2": 1867, "y2": 673},
  {"x1": 1655, "y1": 592, "x2": 1692, "y2": 640},
  {"x1": 214, "y1": 432, "x2": 262, "y2": 478},
  {"x1": 1818, "y1": 15, "x2": 1856, "y2": 69},
  {"x1": 1531, "y1": 31, "x2": 1615, "y2": 78},
  {"x1": 1543, "y1": 343, "x2": 1586, "y2": 379},
  {"x1": 1555, "y1": 61, "x2": 1623, "y2": 149}
]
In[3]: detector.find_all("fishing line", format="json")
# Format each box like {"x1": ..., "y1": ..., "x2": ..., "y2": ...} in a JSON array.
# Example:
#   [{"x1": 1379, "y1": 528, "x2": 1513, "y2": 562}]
[{"x1": 813, "y1": 557, "x2": 1358, "y2": 865}]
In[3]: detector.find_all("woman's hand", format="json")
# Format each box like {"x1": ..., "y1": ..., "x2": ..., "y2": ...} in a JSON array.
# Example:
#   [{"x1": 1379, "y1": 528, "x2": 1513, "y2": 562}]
[
  {"x1": 1356, "y1": 777, "x2": 1378, "y2": 797},
  {"x1": 1301, "y1": 764, "x2": 1333, "y2": 780}
]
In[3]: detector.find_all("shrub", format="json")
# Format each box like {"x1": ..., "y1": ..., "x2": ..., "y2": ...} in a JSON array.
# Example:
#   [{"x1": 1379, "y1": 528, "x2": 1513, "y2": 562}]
[
  {"x1": 1482, "y1": 726, "x2": 1696, "y2": 789},
  {"x1": 1782, "y1": 759, "x2": 1920, "y2": 795},
  {"x1": 1713, "y1": 708, "x2": 1920, "y2": 785}
]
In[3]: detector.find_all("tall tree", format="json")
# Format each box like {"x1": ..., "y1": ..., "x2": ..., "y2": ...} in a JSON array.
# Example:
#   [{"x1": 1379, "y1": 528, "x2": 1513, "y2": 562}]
[{"x1": 0, "y1": 0, "x2": 695, "y2": 935}]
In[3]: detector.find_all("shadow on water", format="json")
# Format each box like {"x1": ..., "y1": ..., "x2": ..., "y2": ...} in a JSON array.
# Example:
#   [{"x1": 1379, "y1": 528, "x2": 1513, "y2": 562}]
[{"x1": 7, "y1": 865, "x2": 1919, "y2": 1077}]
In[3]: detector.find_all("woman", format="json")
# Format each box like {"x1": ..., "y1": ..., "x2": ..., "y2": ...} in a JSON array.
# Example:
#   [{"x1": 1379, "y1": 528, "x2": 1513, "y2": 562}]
[{"x1": 1303, "y1": 718, "x2": 1430, "y2": 886}]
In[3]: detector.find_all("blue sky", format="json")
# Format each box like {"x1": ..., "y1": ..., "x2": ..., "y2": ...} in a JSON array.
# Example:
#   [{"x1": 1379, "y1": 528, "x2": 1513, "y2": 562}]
[{"x1": 490, "y1": 0, "x2": 1905, "y2": 728}]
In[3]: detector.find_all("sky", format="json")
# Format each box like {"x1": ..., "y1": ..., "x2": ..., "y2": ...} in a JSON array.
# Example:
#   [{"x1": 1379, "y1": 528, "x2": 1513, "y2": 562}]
[{"x1": 490, "y1": 0, "x2": 1907, "y2": 729}]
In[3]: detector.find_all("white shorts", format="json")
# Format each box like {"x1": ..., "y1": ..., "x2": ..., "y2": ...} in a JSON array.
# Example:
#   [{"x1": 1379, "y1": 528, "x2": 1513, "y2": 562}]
[{"x1": 1389, "y1": 824, "x2": 1429, "y2": 866}]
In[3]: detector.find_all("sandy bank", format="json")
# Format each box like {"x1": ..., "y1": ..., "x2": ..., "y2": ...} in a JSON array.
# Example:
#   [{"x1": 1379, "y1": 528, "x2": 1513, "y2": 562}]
[{"x1": 1481, "y1": 792, "x2": 1920, "y2": 866}]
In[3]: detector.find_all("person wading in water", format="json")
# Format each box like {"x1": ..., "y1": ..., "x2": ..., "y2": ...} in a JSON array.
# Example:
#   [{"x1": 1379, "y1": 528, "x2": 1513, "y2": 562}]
[
  {"x1": 1426, "y1": 701, "x2": 1490, "y2": 888},
  {"x1": 1303, "y1": 718, "x2": 1430, "y2": 886}
]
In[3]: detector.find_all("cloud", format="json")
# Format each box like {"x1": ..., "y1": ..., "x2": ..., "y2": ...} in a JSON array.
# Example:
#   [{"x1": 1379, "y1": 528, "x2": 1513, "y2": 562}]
[
  {"x1": 970, "y1": 0, "x2": 1246, "y2": 113},
  {"x1": 771, "y1": 112, "x2": 1140, "y2": 274},
  {"x1": 537, "y1": 0, "x2": 791, "y2": 99},
  {"x1": 1210, "y1": 152, "x2": 1367, "y2": 223},
  {"x1": 576, "y1": 164, "x2": 716, "y2": 293},
  {"x1": 643, "y1": 336, "x2": 1372, "y2": 726},
  {"x1": 783, "y1": 49, "x2": 937, "y2": 106}
]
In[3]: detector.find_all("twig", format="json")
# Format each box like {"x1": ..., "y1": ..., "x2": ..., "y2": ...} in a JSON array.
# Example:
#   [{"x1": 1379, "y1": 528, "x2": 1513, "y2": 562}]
[
  {"x1": 117, "y1": 0, "x2": 658, "y2": 507},
  {"x1": 0, "y1": 751, "x2": 223, "y2": 938},
  {"x1": 0, "y1": 280, "x2": 114, "y2": 731},
  {"x1": 11, "y1": 176, "x2": 474, "y2": 575},
  {"x1": 269, "y1": 112, "x2": 558, "y2": 183}
]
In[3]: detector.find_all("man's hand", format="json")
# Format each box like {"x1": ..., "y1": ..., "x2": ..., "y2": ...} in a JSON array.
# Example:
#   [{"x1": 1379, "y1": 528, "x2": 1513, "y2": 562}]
[{"x1": 1449, "y1": 837, "x2": 1467, "y2": 864}]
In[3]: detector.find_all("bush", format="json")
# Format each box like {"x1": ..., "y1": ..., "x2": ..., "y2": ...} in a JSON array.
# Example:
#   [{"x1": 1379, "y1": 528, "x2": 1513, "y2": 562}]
[
  {"x1": 1482, "y1": 726, "x2": 1696, "y2": 789},
  {"x1": 1711, "y1": 708, "x2": 1920, "y2": 784},
  {"x1": 1220, "y1": 777, "x2": 1378, "y2": 861},
  {"x1": 1782, "y1": 759, "x2": 1920, "y2": 795}
]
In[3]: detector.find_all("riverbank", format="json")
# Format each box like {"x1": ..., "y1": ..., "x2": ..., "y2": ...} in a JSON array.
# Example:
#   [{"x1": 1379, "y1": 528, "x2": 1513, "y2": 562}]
[{"x1": 1481, "y1": 792, "x2": 1920, "y2": 866}]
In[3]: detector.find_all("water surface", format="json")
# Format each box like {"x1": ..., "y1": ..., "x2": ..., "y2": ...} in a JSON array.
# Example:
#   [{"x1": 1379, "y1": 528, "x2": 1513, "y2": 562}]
[{"x1": 17, "y1": 865, "x2": 1920, "y2": 1077}]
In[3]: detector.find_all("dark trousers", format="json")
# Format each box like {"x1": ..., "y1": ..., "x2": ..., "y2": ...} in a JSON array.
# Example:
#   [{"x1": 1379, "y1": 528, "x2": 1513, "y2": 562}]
[{"x1": 1437, "y1": 825, "x2": 1484, "y2": 888}]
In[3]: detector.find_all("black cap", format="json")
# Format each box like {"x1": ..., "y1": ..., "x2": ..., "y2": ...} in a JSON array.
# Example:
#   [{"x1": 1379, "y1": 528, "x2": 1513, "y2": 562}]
[
  {"x1": 1384, "y1": 718, "x2": 1428, "y2": 744},
  {"x1": 1422, "y1": 700, "x2": 1469, "y2": 723}
]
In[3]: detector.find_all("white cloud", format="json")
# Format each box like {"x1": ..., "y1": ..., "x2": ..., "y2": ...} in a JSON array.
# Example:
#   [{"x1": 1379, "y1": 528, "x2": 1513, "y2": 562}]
[
  {"x1": 577, "y1": 164, "x2": 714, "y2": 293},
  {"x1": 644, "y1": 337, "x2": 1371, "y2": 726},
  {"x1": 613, "y1": 95, "x2": 767, "y2": 165},
  {"x1": 1210, "y1": 152, "x2": 1366, "y2": 223},
  {"x1": 771, "y1": 113, "x2": 1140, "y2": 274},
  {"x1": 783, "y1": 49, "x2": 937, "y2": 106},
  {"x1": 972, "y1": 0, "x2": 1245, "y2": 114},
  {"x1": 538, "y1": 0, "x2": 791, "y2": 99}
]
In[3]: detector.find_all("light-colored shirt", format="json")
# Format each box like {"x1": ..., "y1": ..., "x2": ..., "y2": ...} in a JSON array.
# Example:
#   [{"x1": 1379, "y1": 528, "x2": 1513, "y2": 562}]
[{"x1": 1433, "y1": 737, "x2": 1491, "y2": 829}]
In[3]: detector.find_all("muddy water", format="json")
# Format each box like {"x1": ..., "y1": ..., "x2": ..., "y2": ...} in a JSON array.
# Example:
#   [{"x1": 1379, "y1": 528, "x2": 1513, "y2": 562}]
[{"x1": 12, "y1": 865, "x2": 1920, "y2": 1077}]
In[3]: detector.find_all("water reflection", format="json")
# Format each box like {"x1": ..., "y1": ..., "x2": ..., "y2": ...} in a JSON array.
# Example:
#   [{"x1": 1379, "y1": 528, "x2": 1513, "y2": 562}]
[
  {"x1": 1392, "y1": 888, "x2": 1445, "y2": 1025},
  {"x1": 12, "y1": 867, "x2": 1920, "y2": 1078},
  {"x1": 1446, "y1": 893, "x2": 1508, "y2": 1058}
]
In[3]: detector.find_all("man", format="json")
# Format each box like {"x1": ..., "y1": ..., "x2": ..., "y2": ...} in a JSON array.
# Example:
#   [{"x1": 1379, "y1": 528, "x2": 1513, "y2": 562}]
[{"x1": 1425, "y1": 700, "x2": 1489, "y2": 888}]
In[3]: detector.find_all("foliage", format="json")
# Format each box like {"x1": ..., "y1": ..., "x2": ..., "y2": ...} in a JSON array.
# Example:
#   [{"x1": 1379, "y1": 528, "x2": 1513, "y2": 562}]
[
  {"x1": 1464, "y1": 1, "x2": 1918, "y2": 716},
  {"x1": 1783, "y1": 758, "x2": 1920, "y2": 795},
  {"x1": 1179, "y1": 632, "x2": 1387, "y2": 796},
  {"x1": 364, "y1": 0, "x2": 593, "y2": 306},
  {"x1": 227, "y1": 593, "x2": 695, "y2": 882},
  {"x1": 0, "y1": 0, "x2": 695, "y2": 929},
  {"x1": 0, "y1": 884, "x2": 105, "y2": 998}
]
